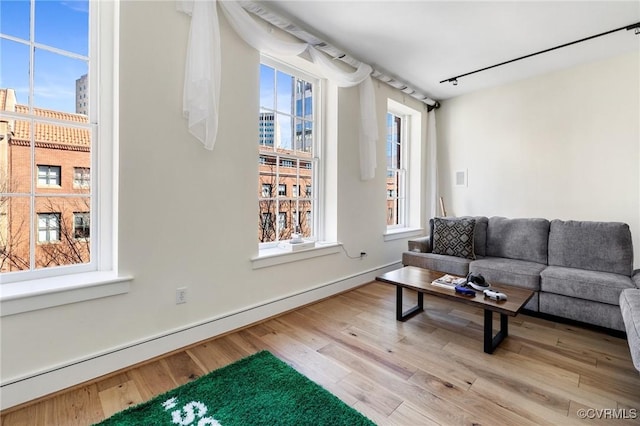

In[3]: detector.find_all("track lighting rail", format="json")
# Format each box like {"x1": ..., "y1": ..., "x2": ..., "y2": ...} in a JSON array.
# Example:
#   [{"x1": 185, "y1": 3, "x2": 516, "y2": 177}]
[{"x1": 441, "y1": 22, "x2": 640, "y2": 85}]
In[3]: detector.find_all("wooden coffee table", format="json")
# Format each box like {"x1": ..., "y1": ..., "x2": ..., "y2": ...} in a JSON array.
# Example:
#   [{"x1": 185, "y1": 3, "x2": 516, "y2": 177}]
[{"x1": 376, "y1": 266, "x2": 534, "y2": 354}]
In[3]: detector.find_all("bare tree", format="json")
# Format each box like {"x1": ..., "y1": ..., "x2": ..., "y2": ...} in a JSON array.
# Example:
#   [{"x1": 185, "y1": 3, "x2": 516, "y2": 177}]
[
  {"x1": 258, "y1": 151, "x2": 314, "y2": 243},
  {"x1": 0, "y1": 174, "x2": 30, "y2": 272},
  {"x1": 36, "y1": 197, "x2": 90, "y2": 268},
  {"x1": 258, "y1": 158, "x2": 278, "y2": 243}
]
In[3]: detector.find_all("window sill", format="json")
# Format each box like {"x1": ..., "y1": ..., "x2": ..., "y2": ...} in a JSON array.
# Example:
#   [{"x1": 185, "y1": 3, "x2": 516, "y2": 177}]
[
  {"x1": 383, "y1": 227, "x2": 424, "y2": 242},
  {"x1": 0, "y1": 271, "x2": 133, "y2": 317},
  {"x1": 251, "y1": 242, "x2": 342, "y2": 269}
]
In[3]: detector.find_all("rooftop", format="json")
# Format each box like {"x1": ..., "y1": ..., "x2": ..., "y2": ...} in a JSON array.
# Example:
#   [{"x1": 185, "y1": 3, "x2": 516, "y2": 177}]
[{"x1": 1, "y1": 88, "x2": 90, "y2": 150}]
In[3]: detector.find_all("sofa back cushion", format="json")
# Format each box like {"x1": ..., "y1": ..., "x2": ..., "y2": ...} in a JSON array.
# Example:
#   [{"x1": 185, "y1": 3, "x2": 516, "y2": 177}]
[
  {"x1": 486, "y1": 217, "x2": 550, "y2": 264},
  {"x1": 429, "y1": 216, "x2": 488, "y2": 257},
  {"x1": 548, "y1": 220, "x2": 633, "y2": 276}
]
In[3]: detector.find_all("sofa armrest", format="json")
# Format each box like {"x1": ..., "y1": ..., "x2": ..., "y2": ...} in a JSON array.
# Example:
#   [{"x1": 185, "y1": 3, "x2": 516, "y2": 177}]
[
  {"x1": 633, "y1": 269, "x2": 640, "y2": 288},
  {"x1": 408, "y1": 236, "x2": 432, "y2": 253}
]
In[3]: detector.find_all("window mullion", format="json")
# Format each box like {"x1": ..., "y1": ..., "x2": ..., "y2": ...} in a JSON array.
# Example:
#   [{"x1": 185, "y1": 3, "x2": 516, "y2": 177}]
[{"x1": 27, "y1": 1, "x2": 36, "y2": 270}]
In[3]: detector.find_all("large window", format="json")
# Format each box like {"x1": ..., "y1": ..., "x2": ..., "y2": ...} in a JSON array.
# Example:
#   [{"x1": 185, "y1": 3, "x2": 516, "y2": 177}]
[
  {"x1": 258, "y1": 59, "x2": 319, "y2": 245},
  {"x1": 1, "y1": 0, "x2": 116, "y2": 285},
  {"x1": 384, "y1": 99, "x2": 423, "y2": 238},
  {"x1": 386, "y1": 112, "x2": 406, "y2": 228}
]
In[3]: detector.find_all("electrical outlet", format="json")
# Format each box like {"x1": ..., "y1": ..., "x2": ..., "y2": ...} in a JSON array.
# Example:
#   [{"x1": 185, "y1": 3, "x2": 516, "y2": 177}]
[{"x1": 176, "y1": 287, "x2": 187, "y2": 304}]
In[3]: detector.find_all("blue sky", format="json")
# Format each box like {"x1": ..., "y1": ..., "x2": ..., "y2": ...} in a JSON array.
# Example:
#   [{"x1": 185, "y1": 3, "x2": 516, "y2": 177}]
[
  {"x1": 0, "y1": 0, "x2": 89, "y2": 113},
  {"x1": 260, "y1": 63, "x2": 316, "y2": 151}
]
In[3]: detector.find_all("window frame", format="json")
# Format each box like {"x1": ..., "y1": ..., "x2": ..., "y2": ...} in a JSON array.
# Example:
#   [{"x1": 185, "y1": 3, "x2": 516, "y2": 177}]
[
  {"x1": 384, "y1": 99, "x2": 424, "y2": 240},
  {"x1": 37, "y1": 213, "x2": 61, "y2": 243},
  {"x1": 0, "y1": 0, "x2": 129, "y2": 316},
  {"x1": 257, "y1": 56, "x2": 322, "y2": 249},
  {"x1": 386, "y1": 112, "x2": 407, "y2": 229},
  {"x1": 37, "y1": 165, "x2": 62, "y2": 187},
  {"x1": 73, "y1": 167, "x2": 91, "y2": 189},
  {"x1": 1, "y1": 0, "x2": 96, "y2": 280},
  {"x1": 73, "y1": 211, "x2": 90, "y2": 240}
]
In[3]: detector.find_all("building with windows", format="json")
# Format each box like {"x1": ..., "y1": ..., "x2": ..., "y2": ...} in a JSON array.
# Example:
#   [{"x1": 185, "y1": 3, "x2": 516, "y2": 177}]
[
  {"x1": 258, "y1": 145, "x2": 313, "y2": 242},
  {"x1": 0, "y1": 88, "x2": 91, "y2": 272},
  {"x1": 258, "y1": 112, "x2": 275, "y2": 147},
  {"x1": 75, "y1": 74, "x2": 89, "y2": 115}
]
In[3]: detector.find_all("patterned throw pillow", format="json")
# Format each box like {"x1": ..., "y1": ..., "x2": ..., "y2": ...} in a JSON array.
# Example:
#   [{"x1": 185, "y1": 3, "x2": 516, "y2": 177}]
[{"x1": 432, "y1": 217, "x2": 476, "y2": 259}]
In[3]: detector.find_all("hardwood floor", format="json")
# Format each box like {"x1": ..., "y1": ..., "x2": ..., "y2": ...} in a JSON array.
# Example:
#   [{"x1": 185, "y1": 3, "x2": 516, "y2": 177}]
[{"x1": 2, "y1": 282, "x2": 639, "y2": 425}]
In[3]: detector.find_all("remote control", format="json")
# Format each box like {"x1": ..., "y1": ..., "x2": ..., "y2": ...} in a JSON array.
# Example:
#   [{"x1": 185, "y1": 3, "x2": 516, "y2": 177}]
[
  {"x1": 455, "y1": 285, "x2": 476, "y2": 296},
  {"x1": 483, "y1": 289, "x2": 507, "y2": 301}
]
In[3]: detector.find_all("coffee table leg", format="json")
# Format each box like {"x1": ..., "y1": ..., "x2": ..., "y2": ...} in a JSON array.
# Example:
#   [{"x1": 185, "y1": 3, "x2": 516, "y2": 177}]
[
  {"x1": 484, "y1": 309, "x2": 509, "y2": 354},
  {"x1": 396, "y1": 285, "x2": 424, "y2": 321}
]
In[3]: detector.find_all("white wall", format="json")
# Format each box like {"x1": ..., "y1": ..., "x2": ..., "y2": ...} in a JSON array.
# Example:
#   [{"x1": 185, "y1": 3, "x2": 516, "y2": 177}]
[
  {"x1": 0, "y1": 1, "x2": 429, "y2": 408},
  {"x1": 437, "y1": 51, "x2": 640, "y2": 268}
]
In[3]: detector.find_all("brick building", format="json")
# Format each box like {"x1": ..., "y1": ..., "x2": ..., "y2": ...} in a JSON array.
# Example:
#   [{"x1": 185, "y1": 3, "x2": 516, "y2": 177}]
[
  {"x1": 258, "y1": 144, "x2": 313, "y2": 243},
  {"x1": 1, "y1": 88, "x2": 91, "y2": 272}
]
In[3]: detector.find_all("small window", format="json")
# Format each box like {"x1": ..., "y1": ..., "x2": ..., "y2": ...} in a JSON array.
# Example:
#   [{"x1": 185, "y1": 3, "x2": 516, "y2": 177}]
[
  {"x1": 278, "y1": 212, "x2": 287, "y2": 230},
  {"x1": 261, "y1": 184, "x2": 272, "y2": 198},
  {"x1": 73, "y1": 167, "x2": 90, "y2": 188},
  {"x1": 38, "y1": 213, "x2": 61, "y2": 243},
  {"x1": 37, "y1": 165, "x2": 61, "y2": 186},
  {"x1": 278, "y1": 184, "x2": 287, "y2": 196},
  {"x1": 74, "y1": 212, "x2": 90, "y2": 239},
  {"x1": 262, "y1": 213, "x2": 273, "y2": 229}
]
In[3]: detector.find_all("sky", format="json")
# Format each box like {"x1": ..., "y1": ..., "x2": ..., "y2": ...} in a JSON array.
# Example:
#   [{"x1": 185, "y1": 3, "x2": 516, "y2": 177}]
[
  {"x1": 0, "y1": 0, "x2": 89, "y2": 114},
  {"x1": 260, "y1": 63, "x2": 316, "y2": 152}
]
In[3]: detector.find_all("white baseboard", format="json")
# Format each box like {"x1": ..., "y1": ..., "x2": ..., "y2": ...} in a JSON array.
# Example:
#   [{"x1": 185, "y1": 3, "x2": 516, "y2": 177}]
[{"x1": 0, "y1": 262, "x2": 401, "y2": 410}]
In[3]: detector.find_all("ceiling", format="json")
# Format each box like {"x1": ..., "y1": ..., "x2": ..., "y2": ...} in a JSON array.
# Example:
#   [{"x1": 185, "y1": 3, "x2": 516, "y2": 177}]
[{"x1": 256, "y1": 1, "x2": 640, "y2": 102}]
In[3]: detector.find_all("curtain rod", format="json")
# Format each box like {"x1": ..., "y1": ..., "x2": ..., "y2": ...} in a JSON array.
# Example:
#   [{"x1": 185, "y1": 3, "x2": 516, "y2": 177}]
[
  {"x1": 241, "y1": 1, "x2": 440, "y2": 111},
  {"x1": 441, "y1": 22, "x2": 640, "y2": 85}
]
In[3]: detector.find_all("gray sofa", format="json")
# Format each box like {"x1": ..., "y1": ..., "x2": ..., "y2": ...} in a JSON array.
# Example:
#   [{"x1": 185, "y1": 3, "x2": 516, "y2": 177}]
[
  {"x1": 620, "y1": 289, "x2": 640, "y2": 371},
  {"x1": 403, "y1": 216, "x2": 640, "y2": 332}
]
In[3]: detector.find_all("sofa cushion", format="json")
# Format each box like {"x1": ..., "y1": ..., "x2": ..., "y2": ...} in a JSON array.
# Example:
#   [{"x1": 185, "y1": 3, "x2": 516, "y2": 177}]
[
  {"x1": 486, "y1": 217, "x2": 550, "y2": 264},
  {"x1": 402, "y1": 251, "x2": 474, "y2": 277},
  {"x1": 473, "y1": 216, "x2": 488, "y2": 257},
  {"x1": 432, "y1": 217, "x2": 476, "y2": 259},
  {"x1": 548, "y1": 220, "x2": 634, "y2": 277},
  {"x1": 541, "y1": 266, "x2": 634, "y2": 305},
  {"x1": 620, "y1": 289, "x2": 640, "y2": 371},
  {"x1": 540, "y1": 292, "x2": 625, "y2": 331},
  {"x1": 429, "y1": 216, "x2": 488, "y2": 257},
  {"x1": 470, "y1": 257, "x2": 546, "y2": 291}
]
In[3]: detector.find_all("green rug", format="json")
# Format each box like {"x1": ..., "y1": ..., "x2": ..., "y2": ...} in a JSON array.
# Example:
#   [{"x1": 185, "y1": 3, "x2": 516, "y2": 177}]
[{"x1": 96, "y1": 350, "x2": 375, "y2": 425}]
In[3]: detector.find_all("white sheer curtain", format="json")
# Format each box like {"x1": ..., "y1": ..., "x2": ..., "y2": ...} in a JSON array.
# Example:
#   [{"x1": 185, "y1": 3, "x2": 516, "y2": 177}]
[
  {"x1": 307, "y1": 46, "x2": 377, "y2": 180},
  {"x1": 177, "y1": 0, "x2": 220, "y2": 150},
  {"x1": 178, "y1": 0, "x2": 378, "y2": 180},
  {"x1": 426, "y1": 110, "x2": 439, "y2": 218}
]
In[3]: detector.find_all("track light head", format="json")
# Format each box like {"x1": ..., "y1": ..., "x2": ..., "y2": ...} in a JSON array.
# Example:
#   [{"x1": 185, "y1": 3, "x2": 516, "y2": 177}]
[
  {"x1": 452, "y1": 78, "x2": 458, "y2": 86},
  {"x1": 635, "y1": 27, "x2": 640, "y2": 35}
]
